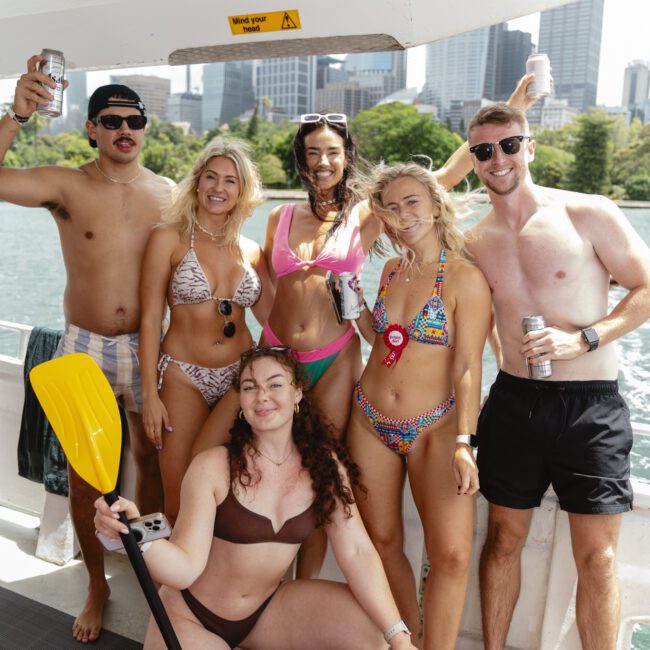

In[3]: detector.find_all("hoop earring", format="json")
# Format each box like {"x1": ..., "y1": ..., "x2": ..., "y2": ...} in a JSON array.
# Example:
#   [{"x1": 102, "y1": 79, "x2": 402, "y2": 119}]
[
  {"x1": 238, "y1": 409, "x2": 246, "y2": 421},
  {"x1": 294, "y1": 403, "x2": 300, "y2": 414}
]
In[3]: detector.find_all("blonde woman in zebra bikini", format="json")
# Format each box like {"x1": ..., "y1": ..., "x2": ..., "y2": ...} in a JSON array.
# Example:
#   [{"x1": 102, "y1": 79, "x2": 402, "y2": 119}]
[{"x1": 139, "y1": 137, "x2": 274, "y2": 523}]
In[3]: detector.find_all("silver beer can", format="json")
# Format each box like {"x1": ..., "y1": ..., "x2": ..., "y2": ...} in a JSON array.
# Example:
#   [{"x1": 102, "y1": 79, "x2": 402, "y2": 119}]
[
  {"x1": 339, "y1": 272, "x2": 361, "y2": 320},
  {"x1": 37, "y1": 49, "x2": 65, "y2": 117},
  {"x1": 525, "y1": 53, "x2": 551, "y2": 99},
  {"x1": 522, "y1": 315, "x2": 552, "y2": 379}
]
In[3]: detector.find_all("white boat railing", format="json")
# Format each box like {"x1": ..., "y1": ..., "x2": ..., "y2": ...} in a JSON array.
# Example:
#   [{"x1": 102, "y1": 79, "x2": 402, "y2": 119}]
[
  {"x1": 0, "y1": 319, "x2": 33, "y2": 361},
  {"x1": 1, "y1": 319, "x2": 649, "y2": 649}
]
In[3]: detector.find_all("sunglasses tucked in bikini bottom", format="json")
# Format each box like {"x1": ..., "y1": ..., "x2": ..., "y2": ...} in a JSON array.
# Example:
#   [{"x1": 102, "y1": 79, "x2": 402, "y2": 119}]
[
  {"x1": 181, "y1": 457, "x2": 318, "y2": 648},
  {"x1": 265, "y1": 202, "x2": 366, "y2": 388},
  {"x1": 356, "y1": 248, "x2": 456, "y2": 455},
  {"x1": 157, "y1": 224, "x2": 262, "y2": 406}
]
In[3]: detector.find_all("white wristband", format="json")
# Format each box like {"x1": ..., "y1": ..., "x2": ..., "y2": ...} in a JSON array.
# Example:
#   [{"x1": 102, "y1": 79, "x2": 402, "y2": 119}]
[{"x1": 384, "y1": 619, "x2": 411, "y2": 642}]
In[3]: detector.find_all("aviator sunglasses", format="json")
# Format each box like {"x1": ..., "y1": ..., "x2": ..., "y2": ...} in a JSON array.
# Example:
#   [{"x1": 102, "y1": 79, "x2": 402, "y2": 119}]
[
  {"x1": 92, "y1": 114, "x2": 148, "y2": 130},
  {"x1": 469, "y1": 135, "x2": 531, "y2": 162}
]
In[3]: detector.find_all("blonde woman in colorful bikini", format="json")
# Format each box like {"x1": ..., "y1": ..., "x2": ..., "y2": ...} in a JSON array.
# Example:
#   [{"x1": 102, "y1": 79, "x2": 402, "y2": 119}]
[
  {"x1": 139, "y1": 137, "x2": 273, "y2": 523},
  {"x1": 348, "y1": 162, "x2": 491, "y2": 649}
]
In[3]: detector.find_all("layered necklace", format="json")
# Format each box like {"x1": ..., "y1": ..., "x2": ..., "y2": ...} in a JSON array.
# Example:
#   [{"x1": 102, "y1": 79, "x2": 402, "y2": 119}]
[
  {"x1": 254, "y1": 446, "x2": 294, "y2": 467},
  {"x1": 193, "y1": 218, "x2": 228, "y2": 243},
  {"x1": 94, "y1": 159, "x2": 140, "y2": 184}
]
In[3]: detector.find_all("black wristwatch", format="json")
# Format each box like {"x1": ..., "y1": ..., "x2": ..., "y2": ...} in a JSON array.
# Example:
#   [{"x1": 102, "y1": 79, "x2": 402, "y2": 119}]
[
  {"x1": 456, "y1": 434, "x2": 479, "y2": 448},
  {"x1": 581, "y1": 327, "x2": 599, "y2": 352}
]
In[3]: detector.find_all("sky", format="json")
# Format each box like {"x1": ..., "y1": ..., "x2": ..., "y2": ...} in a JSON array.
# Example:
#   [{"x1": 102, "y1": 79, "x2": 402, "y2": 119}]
[{"x1": 0, "y1": 0, "x2": 647, "y2": 109}]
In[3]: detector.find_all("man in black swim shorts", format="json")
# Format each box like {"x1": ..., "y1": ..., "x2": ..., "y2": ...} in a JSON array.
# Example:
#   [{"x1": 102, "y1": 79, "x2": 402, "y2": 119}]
[{"x1": 466, "y1": 102, "x2": 650, "y2": 650}]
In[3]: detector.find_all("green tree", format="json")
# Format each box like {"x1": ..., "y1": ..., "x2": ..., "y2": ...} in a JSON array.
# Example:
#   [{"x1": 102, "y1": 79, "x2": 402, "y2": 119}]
[
  {"x1": 612, "y1": 123, "x2": 650, "y2": 192},
  {"x1": 257, "y1": 153, "x2": 287, "y2": 186},
  {"x1": 351, "y1": 103, "x2": 462, "y2": 170},
  {"x1": 529, "y1": 144, "x2": 574, "y2": 189},
  {"x1": 568, "y1": 111, "x2": 614, "y2": 195},
  {"x1": 246, "y1": 101, "x2": 259, "y2": 141},
  {"x1": 624, "y1": 171, "x2": 650, "y2": 201}
]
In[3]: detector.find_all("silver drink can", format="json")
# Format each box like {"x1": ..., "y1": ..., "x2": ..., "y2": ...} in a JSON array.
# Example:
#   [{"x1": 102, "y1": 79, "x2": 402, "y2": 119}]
[
  {"x1": 37, "y1": 49, "x2": 65, "y2": 117},
  {"x1": 525, "y1": 53, "x2": 551, "y2": 99},
  {"x1": 522, "y1": 315, "x2": 553, "y2": 379},
  {"x1": 339, "y1": 272, "x2": 360, "y2": 320}
]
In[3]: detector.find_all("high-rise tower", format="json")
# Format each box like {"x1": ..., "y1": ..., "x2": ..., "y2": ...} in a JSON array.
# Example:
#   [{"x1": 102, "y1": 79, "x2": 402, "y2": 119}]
[{"x1": 538, "y1": 0, "x2": 604, "y2": 112}]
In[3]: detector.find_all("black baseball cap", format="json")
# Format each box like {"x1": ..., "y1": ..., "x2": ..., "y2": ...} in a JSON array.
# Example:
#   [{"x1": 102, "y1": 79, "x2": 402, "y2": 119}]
[{"x1": 87, "y1": 84, "x2": 146, "y2": 148}]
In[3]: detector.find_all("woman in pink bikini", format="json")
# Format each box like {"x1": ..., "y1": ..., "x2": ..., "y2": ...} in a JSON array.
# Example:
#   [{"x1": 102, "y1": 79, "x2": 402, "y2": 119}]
[
  {"x1": 95, "y1": 347, "x2": 417, "y2": 650},
  {"x1": 139, "y1": 137, "x2": 273, "y2": 523}
]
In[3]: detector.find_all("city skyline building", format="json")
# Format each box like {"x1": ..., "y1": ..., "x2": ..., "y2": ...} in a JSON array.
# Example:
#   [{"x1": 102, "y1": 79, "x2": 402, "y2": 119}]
[
  {"x1": 495, "y1": 29, "x2": 533, "y2": 101},
  {"x1": 109, "y1": 73, "x2": 170, "y2": 120},
  {"x1": 538, "y1": 0, "x2": 604, "y2": 112},
  {"x1": 622, "y1": 60, "x2": 650, "y2": 122},
  {"x1": 65, "y1": 70, "x2": 88, "y2": 132},
  {"x1": 344, "y1": 51, "x2": 407, "y2": 107},
  {"x1": 315, "y1": 80, "x2": 368, "y2": 117},
  {"x1": 421, "y1": 26, "x2": 493, "y2": 118},
  {"x1": 254, "y1": 56, "x2": 316, "y2": 119},
  {"x1": 202, "y1": 61, "x2": 255, "y2": 132},
  {"x1": 167, "y1": 92, "x2": 202, "y2": 134}
]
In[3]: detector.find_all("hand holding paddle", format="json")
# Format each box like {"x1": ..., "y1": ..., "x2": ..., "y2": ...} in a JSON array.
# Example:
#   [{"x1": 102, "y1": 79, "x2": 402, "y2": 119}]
[{"x1": 30, "y1": 353, "x2": 180, "y2": 650}]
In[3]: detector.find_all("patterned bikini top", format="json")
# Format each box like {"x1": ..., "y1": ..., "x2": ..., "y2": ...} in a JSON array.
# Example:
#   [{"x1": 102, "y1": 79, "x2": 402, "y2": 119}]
[
  {"x1": 170, "y1": 225, "x2": 261, "y2": 309},
  {"x1": 372, "y1": 247, "x2": 453, "y2": 349}
]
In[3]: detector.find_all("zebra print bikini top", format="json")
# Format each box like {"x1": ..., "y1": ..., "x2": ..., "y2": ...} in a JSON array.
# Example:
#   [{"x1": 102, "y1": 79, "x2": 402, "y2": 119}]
[{"x1": 170, "y1": 225, "x2": 261, "y2": 309}]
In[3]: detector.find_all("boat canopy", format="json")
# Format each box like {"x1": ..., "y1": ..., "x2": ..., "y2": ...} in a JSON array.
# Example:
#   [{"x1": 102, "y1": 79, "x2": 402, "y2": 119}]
[{"x1": 0, "y1": 0, "x2": 572, "y2": 77}]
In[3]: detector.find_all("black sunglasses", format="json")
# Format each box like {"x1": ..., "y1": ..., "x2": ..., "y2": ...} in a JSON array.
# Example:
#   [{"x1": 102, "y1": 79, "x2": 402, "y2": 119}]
[
  {"x1": 469, "y1": 135, "x2": 531, "y2": 162},
  {"x1": 218, "y1": 300, "x2": 236, "y2": 338},
  {"x1": 92, "y1": 114, "x2": 147, "y2": 130}
]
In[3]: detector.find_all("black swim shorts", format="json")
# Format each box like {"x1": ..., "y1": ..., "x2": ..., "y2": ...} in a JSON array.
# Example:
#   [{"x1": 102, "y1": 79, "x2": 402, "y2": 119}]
[{"x1": 477, "y1": 371, "x2": 633, "y2": 515}]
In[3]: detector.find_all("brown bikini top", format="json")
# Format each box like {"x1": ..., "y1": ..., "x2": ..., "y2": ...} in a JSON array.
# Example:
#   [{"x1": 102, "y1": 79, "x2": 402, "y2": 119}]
[{"x1": 213, "y1": 487, "x2": 318, "y2": 545}]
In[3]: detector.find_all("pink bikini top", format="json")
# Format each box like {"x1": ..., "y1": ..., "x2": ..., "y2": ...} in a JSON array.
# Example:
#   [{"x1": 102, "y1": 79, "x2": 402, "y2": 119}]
[
  {"x1": 271, "y1": 203, "x2": 366, "y2": 278},
  {"x1": 170, "y1": 225, "x2": 261, "y2": 309}
]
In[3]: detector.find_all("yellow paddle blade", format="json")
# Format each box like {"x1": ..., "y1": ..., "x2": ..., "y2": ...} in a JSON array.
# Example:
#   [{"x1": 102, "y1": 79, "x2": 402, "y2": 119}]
[{"x1": 29, "y1": 353, "x2": 122, "y2": 494}]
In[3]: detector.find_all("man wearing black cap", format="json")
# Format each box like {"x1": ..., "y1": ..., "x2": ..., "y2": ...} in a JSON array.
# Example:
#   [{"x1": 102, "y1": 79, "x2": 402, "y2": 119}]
[{"x1": 0, "y1": 54, "x2": 168, "y2": 643}]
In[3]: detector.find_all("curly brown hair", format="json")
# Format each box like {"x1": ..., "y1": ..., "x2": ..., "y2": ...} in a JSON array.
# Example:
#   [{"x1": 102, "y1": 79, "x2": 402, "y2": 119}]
[{"x1": 227, "y1": 346, "x2": 364, "y2": 526}]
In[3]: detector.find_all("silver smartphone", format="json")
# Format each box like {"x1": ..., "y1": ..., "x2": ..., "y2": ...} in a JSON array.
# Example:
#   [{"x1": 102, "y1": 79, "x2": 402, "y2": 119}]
[{"x1": 96, "y1": 512, "x2": 171, "y2": 552}]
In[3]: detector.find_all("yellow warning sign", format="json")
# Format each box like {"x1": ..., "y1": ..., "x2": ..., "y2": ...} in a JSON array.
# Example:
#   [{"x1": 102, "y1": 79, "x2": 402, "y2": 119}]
[{"x1": 229, "y1": 9, "x2": 301, "y2": 35}]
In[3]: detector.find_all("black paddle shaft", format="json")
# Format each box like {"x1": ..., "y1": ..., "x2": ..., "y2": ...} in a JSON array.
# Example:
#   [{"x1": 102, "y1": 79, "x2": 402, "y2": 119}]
[{"x1": 104, "y1": 491, "x2": 181, "y2": 650}]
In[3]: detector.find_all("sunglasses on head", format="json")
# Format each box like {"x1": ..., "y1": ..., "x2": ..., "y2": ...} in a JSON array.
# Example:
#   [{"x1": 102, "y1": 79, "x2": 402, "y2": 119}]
[
  {"x1": 299, "y1": 113, "x2": 347, "y2": 128},
  {"x1": 469, "y1": 135, "x2": 531, "y2": 162},
  {"x1": 241, "y1": 345, "x2": 290, "y2": 362},
  {"x1": 217, "y1": 299, "x2": 236, "y2": 339},
  {"x1": 92, "y1": 114, "x2": 148, "y2": 130}
]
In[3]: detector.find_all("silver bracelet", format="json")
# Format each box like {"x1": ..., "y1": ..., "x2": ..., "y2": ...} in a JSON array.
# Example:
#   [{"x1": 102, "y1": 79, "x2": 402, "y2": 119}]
[{"x1": 384, "y1": 619, "x2": 411, "y2": 642}]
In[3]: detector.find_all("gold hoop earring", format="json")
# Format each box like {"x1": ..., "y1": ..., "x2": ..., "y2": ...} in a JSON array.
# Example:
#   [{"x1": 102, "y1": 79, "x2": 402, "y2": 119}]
[
  {"x1": 238, "y1": 409, "x2": 246, "y2": 421},
  {"x1": 294, "y1": 403, "x2": 300, "y2": 414}
]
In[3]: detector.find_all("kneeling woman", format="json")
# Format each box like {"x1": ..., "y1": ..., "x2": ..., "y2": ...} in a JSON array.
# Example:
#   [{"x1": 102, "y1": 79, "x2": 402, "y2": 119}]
[
  {"x1": 95, "y1": 347, "x2": 416, "y2": 650},
  {"x1": 349, "y1": 164, "x2": 491, "y2": 649}
]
